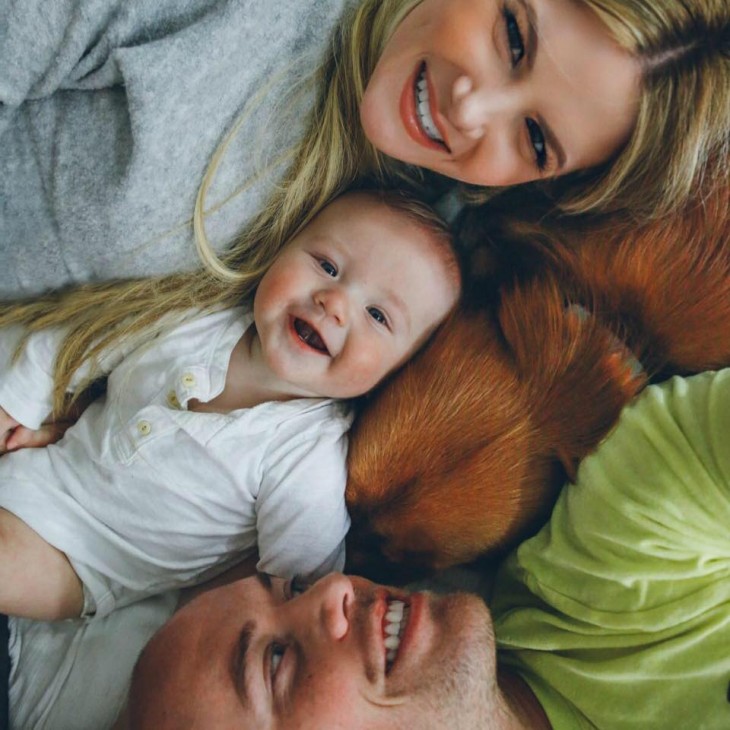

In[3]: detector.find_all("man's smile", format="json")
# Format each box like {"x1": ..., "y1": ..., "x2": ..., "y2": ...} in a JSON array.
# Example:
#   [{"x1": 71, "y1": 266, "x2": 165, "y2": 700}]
[{"x1": 383, "y1": 597, "x2": 410, "y2": 672}]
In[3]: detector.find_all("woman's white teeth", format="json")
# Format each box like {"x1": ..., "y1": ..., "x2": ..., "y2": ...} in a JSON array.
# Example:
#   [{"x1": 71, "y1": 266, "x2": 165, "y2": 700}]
[
  {"x1": 416, "y1": 70, "x2": 443, "y2": 143},
  {"x1": 384, "y1": 600, "x2": 409, "y2": 670}
]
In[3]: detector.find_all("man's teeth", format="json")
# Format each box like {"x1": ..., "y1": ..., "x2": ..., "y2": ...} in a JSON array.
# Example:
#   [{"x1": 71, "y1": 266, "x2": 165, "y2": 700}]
[
  {"x1": 384, "y1": 599, "x2": 409, "y2": 669},
  {"x1": 415, "y1": 69, "x2": 443, "y2": 143}
]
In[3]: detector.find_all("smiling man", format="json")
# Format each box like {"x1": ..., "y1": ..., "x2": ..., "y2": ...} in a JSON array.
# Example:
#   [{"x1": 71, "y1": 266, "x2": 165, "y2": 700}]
[
  {"x1": 128, "y1": 572, "x2": 511, "y2": 729},
  {"x1": 127, "y1": 368, "x2": 730, "y2": 730}
]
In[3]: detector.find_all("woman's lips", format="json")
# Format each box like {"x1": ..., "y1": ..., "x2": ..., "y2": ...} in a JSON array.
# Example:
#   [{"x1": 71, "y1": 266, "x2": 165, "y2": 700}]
[{"x1": 399, "y1": 62, "x2": 450, "y2": 153}]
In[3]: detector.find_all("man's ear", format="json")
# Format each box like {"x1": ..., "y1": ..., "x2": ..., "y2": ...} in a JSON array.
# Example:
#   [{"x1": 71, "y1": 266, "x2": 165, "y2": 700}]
[{"x1": 498, "y1": 275, "x2": 645, "y2": 478}]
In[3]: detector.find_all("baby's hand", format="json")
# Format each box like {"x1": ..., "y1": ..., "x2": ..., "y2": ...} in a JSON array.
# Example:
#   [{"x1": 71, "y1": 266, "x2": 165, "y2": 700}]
[
  {"x1": 0, "y1": 406, "x2": 20, "y2": 453},
  {"x1": 0, "y1": 406, "x2": 68, "y2": 455}
]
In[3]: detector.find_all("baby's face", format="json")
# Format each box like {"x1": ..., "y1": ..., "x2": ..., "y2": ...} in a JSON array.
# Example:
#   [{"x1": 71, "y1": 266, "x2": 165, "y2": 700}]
[{"x1": 253, "y1": 192, "x2": 459, "y2": 399}]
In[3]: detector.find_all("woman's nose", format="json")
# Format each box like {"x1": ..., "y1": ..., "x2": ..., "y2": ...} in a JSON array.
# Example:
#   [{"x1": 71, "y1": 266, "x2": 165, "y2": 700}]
[
  {"x1": 449, "y1": 74, "x2": 516, "y2": 139},
  {"x1": 314, "y1": 287, "x2": 348, "y2": 325},
  {"x1": 315, "y1": 573, "x2": 355, "y2": 640}
]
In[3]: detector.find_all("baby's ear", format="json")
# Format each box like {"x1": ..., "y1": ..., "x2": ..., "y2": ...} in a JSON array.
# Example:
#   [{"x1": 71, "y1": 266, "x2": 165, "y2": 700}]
[{"x1": 498, "y1": 276, "x2": 646, "y2": 479}]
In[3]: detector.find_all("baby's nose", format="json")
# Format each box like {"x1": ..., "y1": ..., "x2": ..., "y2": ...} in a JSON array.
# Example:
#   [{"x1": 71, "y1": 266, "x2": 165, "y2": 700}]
[{"x1": 315, "y1": 287, "x2": 348, "y2": 325}]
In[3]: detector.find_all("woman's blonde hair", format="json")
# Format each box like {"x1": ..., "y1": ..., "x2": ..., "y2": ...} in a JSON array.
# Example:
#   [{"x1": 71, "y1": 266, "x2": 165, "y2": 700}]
[
  {"x1": 0, "y1": 186, "x2": 452, "y2": 417},
  {"x1": 563, "y1": 0, "x2": 729, "y2": 218},
  {"x1": 193, "y1": 0, "x2": 427, "y2": 290},
  {"x1": 1, "y1": 0, "x2": 726, "y2": 411},
  {"x1": 0, "y1": 0, "x2": 424, "y2": 417}
]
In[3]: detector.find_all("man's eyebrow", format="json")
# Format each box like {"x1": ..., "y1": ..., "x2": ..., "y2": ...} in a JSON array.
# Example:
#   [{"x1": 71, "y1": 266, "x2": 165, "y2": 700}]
[
  {"x1": 520, "y1": 0, "x2": 567, "y2": 170},
  {"x1": 257, "y1": 571, "x2": 273, "y2": 590},
  {"x1": 232, "y1": 620, "x2": 256, "y2": 705}
]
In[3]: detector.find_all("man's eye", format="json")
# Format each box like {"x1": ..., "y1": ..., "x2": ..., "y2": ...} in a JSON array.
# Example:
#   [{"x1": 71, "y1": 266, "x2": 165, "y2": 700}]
[
  {"x1": 319, "y1": 259, "x2": 337, "y2": 277},
  {"x1": 503, "y1": 8, "x2": 524, "y2": 66},
  {"x1": 367, "y1": 307, "x2": 387, "y2": 326},
  {"x1": 525, "y1": 118, "x2": 547, "y2": 170},
  {"x1": 287, "y1": 575, "x2": 311, "y2": 599},
  {"x1": 270, "y1": 643, "x2": 285, "y2": 677}
]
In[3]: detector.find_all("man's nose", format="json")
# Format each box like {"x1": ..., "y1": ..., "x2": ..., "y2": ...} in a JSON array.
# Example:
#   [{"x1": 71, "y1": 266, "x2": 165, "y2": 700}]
[
  {"x1": 315, "y1": 573, "x2": 355, "y2": 640},
  {"x1": 448, "y1": 74, "x2": 519, "y2": 139},
  {"x1": 314, "y1": 287, "x2": 348, "y2": 325}
]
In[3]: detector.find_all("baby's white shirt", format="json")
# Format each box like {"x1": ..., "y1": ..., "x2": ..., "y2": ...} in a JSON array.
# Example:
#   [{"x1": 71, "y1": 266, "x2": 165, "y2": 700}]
[{"x1": 0, "y1": 307, "x2": 352, "y2": 615}]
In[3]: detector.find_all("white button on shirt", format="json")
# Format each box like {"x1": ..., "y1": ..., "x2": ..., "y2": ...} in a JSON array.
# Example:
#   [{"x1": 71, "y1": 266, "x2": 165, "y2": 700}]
[
  {"x1": 136, "y1": 420, "x2": 152, "y2": 436},
  {"x1": 0, "y1": 307, "x2": 352, "y2": 617},
  {"x1": 180, "y1": 372, "x2": 196, "y2": 388}
]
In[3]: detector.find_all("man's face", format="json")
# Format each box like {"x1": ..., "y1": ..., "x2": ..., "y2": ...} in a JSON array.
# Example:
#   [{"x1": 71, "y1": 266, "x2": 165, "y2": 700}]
[{"x1": 130, "y1": 573, "x2": 498, "y2": 729}]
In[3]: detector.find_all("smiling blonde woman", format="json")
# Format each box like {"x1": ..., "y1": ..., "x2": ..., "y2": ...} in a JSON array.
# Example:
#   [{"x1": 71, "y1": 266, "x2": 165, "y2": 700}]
[{"x1": 1, "y1": 0, "x2": 726, "y2": 300}]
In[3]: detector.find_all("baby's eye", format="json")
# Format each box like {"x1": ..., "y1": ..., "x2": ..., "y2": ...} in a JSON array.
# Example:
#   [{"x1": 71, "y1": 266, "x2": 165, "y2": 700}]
[
  {"x1": 319, "y1": 259, "x2": 337, "y2": 277},
  {"x1": 367, "y1": 307, "x2": 388, "y2": 326},
  {"x1": 270, "y1": 643, "x2": 286, "y2": 677}
]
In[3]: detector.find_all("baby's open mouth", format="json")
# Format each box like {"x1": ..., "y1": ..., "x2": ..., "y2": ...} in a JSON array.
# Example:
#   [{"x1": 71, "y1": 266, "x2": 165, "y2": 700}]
[{"x1": 294, "y1": 318, "x2": 329, "y2": 354}]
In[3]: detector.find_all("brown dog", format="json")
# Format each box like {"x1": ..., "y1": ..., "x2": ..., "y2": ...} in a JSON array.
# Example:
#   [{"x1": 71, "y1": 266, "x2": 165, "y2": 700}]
[{"x1": 346, "y1": 180, "x2": 730, "y2": 577}]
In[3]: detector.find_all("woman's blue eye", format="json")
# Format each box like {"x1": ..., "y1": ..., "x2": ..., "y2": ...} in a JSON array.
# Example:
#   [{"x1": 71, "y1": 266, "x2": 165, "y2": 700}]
[
  {"x1": 319, "y1": 259, "x2": 337, "y2": 277},
  {"x1": 503, "y1": 8, "x2": 524, "y2": 66},
  {"x1": 367, "y1": 307, "x2": 387, "y2": 325},
  {"x1": 525, "y1": 118, "x2": 547, "y2": 170}
]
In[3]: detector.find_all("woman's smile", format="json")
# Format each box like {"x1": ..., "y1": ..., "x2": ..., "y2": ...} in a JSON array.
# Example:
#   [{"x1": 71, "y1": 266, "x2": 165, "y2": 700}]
[
  {"x1": 361, "y1": 0, "x2": 640, "y2": 187},
  {"x1": 400, "y1": 62, "x2": 450, "y2": 151}
]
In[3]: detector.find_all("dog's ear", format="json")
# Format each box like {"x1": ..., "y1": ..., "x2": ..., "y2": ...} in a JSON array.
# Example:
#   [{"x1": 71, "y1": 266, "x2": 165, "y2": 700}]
[
  {"x1": 498, "y1": 275, "x2": 646, "y2": 479},
  {"x1": 346, "y1": 308, "x2": 560, "y2": 570},
  {"x1": 564, "y1": 183, "x2": 730, "y2": 379}
]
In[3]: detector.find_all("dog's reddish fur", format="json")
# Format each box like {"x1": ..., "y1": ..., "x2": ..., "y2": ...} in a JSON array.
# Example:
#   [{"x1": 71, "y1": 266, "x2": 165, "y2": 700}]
[{"x1": 346, "y1": 181, "x2": 730, "y2": 576}]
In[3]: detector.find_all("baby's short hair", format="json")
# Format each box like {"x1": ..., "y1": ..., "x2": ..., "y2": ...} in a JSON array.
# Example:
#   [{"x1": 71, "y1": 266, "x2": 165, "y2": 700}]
[{"x1": 355, "y1": 187, "x2": 462, "y2": 292}]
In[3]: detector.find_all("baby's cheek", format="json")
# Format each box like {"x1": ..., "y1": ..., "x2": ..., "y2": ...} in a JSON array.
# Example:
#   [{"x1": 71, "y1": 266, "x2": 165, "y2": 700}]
[
  {"x1": 255, "y1": 270, "x2": 298, "y2": 312},
  {"x1": 343, "y1": 345, "x2": 396, "y2": 394}
]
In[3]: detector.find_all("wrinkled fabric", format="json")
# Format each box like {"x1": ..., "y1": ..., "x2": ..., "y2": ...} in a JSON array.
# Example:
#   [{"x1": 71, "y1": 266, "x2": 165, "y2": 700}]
[
  {"x1": 493, "y1": 369, "x2": 730, "y2": 730},
  {"x1": 0, "y1": 308, "x2": 351, "y2": 617},
  {"x1": 0, "y1": 0, "x2": 353, "y2": 295}
]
